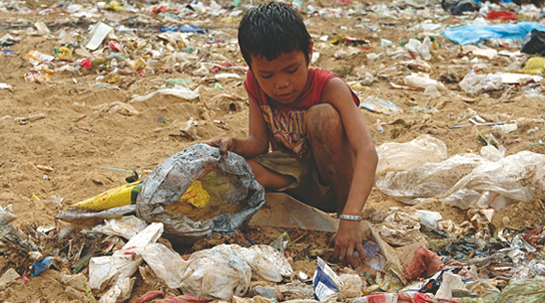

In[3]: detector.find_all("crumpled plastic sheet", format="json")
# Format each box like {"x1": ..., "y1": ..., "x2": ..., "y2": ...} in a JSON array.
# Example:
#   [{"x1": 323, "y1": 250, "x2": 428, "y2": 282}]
[
  {"x1": 91, "y1": 215, "x2": 147, "y2": 240},
  {"x1": 442, "y1": 21, "x2": 545, "y2": 45},
  {"x1": 376, "y1": 153, "x2": 486, "y2": 204},
  {"x1": 130, "y1": 85, "x2": 200, "y2": 102},
  {"x1": 179, "y1": 244, "x2": 292, "y2": 300},
  {"x1": 376, "y1": 135, "x2": 448, "y2": 177},
  {"x1": 376, "y1": 147, "x2": 545, "y2": 212},
  {"x1": 378, "y1": 207, "x2": 426, "y2": 246},
  {"x1": 136, "y1": 144, "x2": 265, "y2": 242}
]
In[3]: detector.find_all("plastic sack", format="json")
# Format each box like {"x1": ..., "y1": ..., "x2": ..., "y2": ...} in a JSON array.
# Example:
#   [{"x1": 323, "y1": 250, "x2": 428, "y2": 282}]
[
  {"x1": 480, "y1": 145, "x2": 504, "y2": 162},
  {"x1": 443, "y1": 22, "x2": 545, "y2": 45},
  {"x1": 403, "y1": 246, "x2": 444, "y2": 280},
  {"x1": 130, "y1": 85, "x2": 200, "y2": 102},
  {"x1": 521, "y1": 29, "x2": 545, "y2": 56},
  {"x1": 136, "y1": 144, "x2": 265, "y2": 242},
  {"x1": 376, "y1": 135, "x2": 448, "y2": 177},
  {"x1": 405, "y1": 38, "x2": 432, "y2": 60},
  {"x1": 404, "y1": 73, "x2": 446, "y2": 91},
  {"x1": 178, "y1": 245, "x2": 249, "y2": 300},
  {"x1": 523, "y1": 57, "x2": 545, "y2": 75},
  {"x1": 0, "y1": 205, "x2": 17, "y2": 226},
  {"x1": 442, "y1": 0, "x2": 480, "y2": 15},
  {"x1": 459, "y1": 66, "x2": 503, "y2": 94}
]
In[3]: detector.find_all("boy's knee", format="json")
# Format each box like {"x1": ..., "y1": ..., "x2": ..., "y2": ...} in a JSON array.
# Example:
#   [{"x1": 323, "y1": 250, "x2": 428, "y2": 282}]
[{"x1": 305, "y1": 104, "x2": 342, "y2": 137}]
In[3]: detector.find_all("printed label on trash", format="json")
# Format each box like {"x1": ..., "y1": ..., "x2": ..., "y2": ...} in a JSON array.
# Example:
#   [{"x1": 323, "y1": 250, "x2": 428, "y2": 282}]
[
  {"x1": 314, "y1": 281, "x2": 336, "y2": 301},
  {"x1": 312, "y1": 257, "x2": 343, "y2": 301}
]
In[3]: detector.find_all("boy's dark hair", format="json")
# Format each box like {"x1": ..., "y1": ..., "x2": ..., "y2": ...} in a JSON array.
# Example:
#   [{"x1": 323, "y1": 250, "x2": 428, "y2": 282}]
[{"x1": 238, "y1": 2, "x2": 312, "y2": 66}]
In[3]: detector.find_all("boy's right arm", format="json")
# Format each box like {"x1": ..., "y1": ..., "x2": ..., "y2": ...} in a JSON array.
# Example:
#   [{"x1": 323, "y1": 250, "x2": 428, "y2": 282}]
[{"x1": 202, "y1": 98, "x2": 269, "y2": 158}]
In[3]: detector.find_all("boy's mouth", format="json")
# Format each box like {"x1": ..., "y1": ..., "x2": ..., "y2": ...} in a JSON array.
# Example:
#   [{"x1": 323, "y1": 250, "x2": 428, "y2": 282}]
[{"x1": 277, "y1": 92, "x2": 293, "y2": 101}]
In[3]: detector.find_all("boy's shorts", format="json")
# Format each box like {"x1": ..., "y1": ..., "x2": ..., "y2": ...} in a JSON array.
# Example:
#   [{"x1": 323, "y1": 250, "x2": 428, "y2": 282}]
[{"x1": 250, "y1": 151, "x2": 338, "y2": 212}]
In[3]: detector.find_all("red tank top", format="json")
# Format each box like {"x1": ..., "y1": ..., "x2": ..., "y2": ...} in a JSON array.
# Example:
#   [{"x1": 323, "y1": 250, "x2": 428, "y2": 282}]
[{"x1": 244, "y1": 68, "x2": 360, "y2": 161}]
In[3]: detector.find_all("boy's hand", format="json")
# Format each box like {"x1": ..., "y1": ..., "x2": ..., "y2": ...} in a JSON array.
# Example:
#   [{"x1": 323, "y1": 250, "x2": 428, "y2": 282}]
[
  {"x1": 201, "y1": 137, "x2": 236, "y2": 157},
  {"x1": 333, "y1": 220, "x2": 366, "y2": 268}
]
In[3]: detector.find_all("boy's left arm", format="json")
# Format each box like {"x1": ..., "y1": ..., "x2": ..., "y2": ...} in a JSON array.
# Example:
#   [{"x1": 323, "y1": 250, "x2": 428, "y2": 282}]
[{"x1": 323, "y1": 77, "x2": 378, "y2": 267}]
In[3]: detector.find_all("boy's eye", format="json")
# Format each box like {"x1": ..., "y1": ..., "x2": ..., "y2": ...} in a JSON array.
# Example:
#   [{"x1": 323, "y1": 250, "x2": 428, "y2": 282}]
[
  {"x1": 260, "y1": 74, "x2": 272, "y2": 79},
  {"x1": 287, "y1": 68, "x2": 298, "y2": 74}
]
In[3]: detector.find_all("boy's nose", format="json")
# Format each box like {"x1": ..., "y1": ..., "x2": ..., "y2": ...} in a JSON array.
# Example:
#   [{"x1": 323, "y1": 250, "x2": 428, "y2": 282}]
[{"x1": 275, "y1": 78, "x2": 290, "y2": 89}]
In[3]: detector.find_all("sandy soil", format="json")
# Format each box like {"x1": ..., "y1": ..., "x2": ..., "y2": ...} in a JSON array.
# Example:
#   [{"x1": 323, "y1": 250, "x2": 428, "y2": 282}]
[{"x1": 0, "y1": 0, "x2": 544, "y2": 302}]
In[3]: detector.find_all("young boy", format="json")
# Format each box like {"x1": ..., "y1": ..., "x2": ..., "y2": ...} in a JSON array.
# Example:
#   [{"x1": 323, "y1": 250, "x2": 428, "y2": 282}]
[{"x1": 203, "y1": 2, "x2": 377, "y2": 267}]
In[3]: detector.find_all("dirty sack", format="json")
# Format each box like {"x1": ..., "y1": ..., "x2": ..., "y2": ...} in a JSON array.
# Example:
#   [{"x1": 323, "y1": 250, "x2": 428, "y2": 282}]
[
  {"x1": 59, "y1": 144, "x2": 265, "y2": 243},
  {"x1": 136, "y1": 143, "x2": 265, "y2": 242}
]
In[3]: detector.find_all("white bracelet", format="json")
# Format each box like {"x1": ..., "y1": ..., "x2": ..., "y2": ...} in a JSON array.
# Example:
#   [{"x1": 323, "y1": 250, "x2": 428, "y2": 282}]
[{"x1": 339, "y1": 214, "x2": 363, "y2": 221}]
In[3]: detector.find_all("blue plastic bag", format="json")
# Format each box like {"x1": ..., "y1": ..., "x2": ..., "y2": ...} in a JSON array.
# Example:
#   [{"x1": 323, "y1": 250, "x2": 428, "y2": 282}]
[
  {"x1": 159, "y1": 24, "x2": 207, "y2": 34},
  {"x1": 442, "y1": 22, "x2": 545, "y2": 45}
]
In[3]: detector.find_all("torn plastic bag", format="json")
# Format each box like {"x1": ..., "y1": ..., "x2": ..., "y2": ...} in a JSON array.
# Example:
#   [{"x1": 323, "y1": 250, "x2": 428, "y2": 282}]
[
  {"x1": 377, "y1": 151, "x2": 545, "y2": 212},
  {"x1": 459, "y1": 67, "x2": 503, "y2": 94},
  {"x1": 138, "y1": 243, "x2": 189, "y2": 289},
  {"x1": 88, "y1": 223, "x2": 163, "y2": 291},
  {"x1": 521, "y1": 29, "x2": 545, "y2": 56},
  {"x1": 234, "y1": 244, "x2": 293, "y2": 282},
  {"x1": 376, "y1": 135, "x2": 448, "y2": 177},
  {"x1": 180, "y1": 244, "x2": 252, "y2": 300},
  {"x1": 130, "y1": 85, "x2": 200, "y2": 102},
  {"x1": 403, "y1": 246, "x2": 444, "y2": 280},
  {"x1": 436, "y1": 151, "x2": 545, "y2": 209},
  {"x1": 179, "y1": 244, "x2": 292, "y2": 300},
  {"x1": 91, "y1": 215, "x2": 147, "y2": 240},
  {"x1": 376, "y1": 153, "x2": 487, "y2": 205},
  {"x1": 136, "y1": 144, "x2": 265, "y2": 242},
  {"x1": 442, "y1": 0, "x2": 480, "y2": 15}
]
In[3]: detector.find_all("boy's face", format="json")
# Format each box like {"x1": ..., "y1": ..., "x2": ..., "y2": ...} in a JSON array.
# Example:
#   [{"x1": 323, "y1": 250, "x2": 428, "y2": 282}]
[{"x1": 249, "y1": 45, "x2": 313, "y2": 105}]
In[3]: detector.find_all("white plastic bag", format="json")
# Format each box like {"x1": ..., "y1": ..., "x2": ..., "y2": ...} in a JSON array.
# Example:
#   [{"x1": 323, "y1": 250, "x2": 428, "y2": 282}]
[
  {"x1": 130, "y1": 85, "x2": 200, "y2": 102},
  {"x1": 180, "y1": 244, "x2": 252, "y2": 300},
  {"x1": 138, "y1": 243, "x2": 189, "y2": 289},
  {"x1": 88, "y1": 223, "x2": 163, "y2": 291},
  {"x1": 404, "y1": 73, "x2": 446, "y2": 91},
  {"x1": 377, "y1": 150, "x2": 545, "y2": 212},
  {"x1": 405, "y1": 38, "x2": 432, "y2": 60},
  {"x1": 459, "y1": 67, "x2": 503, "y2": 94},
  {"x1": 376, "y1": 153, "x2": 487, "y2": 205},
  {"x1": 376, "y1": 135, "x2": 448, "y2": 177},
  {"x1": 234, "y1": 245, "x2": 293, "y2": 282},
  {"x1": 417, "y1": 210, "x2": 443, "y2": 230},
  {"x1": 91, "y1": 215, "x2": 147, "y2": 240},
  {"x1": 180, "y1": 244, "x2": 292, "y2": 300}
]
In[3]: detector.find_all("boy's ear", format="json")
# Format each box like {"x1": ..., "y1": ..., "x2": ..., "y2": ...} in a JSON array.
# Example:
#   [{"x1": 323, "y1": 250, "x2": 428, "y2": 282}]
[{"x1": 307, "y1": 41, "x2": 314, "y2": 65}]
